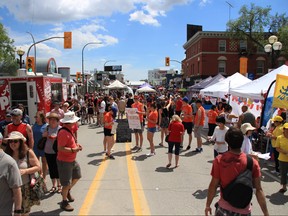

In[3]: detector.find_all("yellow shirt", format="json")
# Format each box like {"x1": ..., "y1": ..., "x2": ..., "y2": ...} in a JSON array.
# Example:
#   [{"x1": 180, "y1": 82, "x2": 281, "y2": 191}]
[
  {"x1": 275, "y1": 135, "x2": 288, "y2": 162},
  {"x1": 271, "y1": 125, "x2": 283, "y2": 147}
]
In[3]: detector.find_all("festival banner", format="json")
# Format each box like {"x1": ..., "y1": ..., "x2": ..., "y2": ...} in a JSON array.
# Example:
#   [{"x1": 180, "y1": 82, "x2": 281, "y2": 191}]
[
  {"x1": 272, "y1": 74, "x2": 288, "y2": 109},
  {"x1": 125, "y1": 108, "x2": 141, "y2": 129}
]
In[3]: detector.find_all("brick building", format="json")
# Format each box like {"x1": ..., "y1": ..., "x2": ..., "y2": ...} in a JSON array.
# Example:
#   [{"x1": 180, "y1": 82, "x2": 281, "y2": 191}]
[{"x1": 181, "y1": 25, "x2": 286, "y2": 87}]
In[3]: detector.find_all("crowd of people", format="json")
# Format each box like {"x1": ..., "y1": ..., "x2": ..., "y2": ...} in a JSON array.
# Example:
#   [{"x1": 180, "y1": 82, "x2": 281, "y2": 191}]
[{"x1": 0, "y1": 89, "x2": 287, "y2": 215}]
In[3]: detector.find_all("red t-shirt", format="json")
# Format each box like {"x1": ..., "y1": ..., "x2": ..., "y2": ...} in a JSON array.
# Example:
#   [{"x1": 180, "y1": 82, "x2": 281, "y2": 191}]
[
  {"x1": 168, "y1": 121, "x2": 184, "y2": 143},
  {"x1": 211, "y1": 152, "x2": 261, "y2": 214},
  {"x1": 104, "y1": 112, "x2": 113, "y2": 129},
  {"x1": 147, "y1": 110, "x2": 158, "y2": 128},
  {"x1": 175, "y1": 99, "x2": 183, "y2": 111},
  {"x1": 57, "y1": 127, "x2": 77, "y2": 162},
  {"x1": 207, "y1": 110, "x2": 218, "y2": 124}
]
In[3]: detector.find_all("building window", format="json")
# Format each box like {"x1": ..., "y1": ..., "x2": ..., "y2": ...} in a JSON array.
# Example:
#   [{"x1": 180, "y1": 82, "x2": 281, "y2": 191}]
[
  {"x1": 256, "y1": 61, "x2": 265, "y2": 74},
  {"x1": 218, "y1": 61, "x2": 226, "y2": 74},
  {"x1": 239, "y1": 40, "x2": 247, "y2": 52},
  {"x1": 219, "y1": 40, "x2": 226, "y2": 52}
]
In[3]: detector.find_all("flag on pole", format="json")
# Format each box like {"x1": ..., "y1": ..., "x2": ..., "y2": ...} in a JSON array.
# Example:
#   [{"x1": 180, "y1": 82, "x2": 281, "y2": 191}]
[{"x1": 272, "y1": 74, "x2": 288, "y2": 109}]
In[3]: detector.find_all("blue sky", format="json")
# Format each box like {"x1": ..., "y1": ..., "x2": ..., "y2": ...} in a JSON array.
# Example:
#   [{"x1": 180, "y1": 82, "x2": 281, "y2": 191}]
[{"x1": 0, "y1": 0, "x2": 287, "y2": 81}]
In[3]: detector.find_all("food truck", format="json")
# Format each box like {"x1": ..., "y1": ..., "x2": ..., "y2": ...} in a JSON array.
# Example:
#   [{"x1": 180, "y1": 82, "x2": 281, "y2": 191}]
[{"x1": 0, "y1": 73, "x2": 67, "y2": 124}]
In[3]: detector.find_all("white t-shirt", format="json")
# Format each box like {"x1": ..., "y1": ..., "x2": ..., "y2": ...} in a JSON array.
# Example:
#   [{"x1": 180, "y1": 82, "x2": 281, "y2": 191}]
[
  {"x1": 241, "y1": 135, "x2": 252, "y2": 154},
  {"x1": 211, "y1": 126, "x2": 229, "y2": 153},
  {"x1": 99, "y1": 100, "x2": 106, "y2": 113}
]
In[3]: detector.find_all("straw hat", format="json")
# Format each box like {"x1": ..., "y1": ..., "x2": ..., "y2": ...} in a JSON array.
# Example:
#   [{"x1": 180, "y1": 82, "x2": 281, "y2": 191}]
[
  {"x1": 60, "y1": 111, "x2": 80, "y2": 124},
  {"x1": 5, "y1": 131, "x2": 27, "y2": 142}
]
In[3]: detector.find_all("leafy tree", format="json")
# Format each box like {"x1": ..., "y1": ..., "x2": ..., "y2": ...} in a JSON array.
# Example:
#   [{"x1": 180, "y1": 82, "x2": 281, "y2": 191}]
[
  {"x1": 227, "y1": 3, "x2": 288, "y2": 57},
  {"x1": 0, "y1": 23, "x2": 18, "y2": 75}
]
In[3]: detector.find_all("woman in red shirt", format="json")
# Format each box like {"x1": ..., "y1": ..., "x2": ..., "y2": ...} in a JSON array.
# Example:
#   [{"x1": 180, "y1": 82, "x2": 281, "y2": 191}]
[
  {"x1": 166, "y1": 115, "x2": 184, "y2": 168},
  {"x1": 103, "y1": 106, "x2": 116, "y2": 159},
  {"x1": 146, "y1": 103, "x2": 158, "y2": 156}
]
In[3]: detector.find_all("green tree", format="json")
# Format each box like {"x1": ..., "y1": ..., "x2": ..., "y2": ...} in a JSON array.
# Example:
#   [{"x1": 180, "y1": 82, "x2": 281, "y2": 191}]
[
  {"x1": 0, "y1": 22, "x2": 18, "y2": 75},
  {"x1": 227, "y1": 3, "x2": 288, "y2": 57}
]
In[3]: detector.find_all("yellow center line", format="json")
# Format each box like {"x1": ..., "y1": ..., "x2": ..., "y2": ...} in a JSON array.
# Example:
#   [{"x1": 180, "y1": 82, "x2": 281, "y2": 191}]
[
  {"x1": 78, "y1": 156, "x2": 109, "y2": 215},
  {"x1": 125, "y1": 143, "x2": 151, "y2": 216}
]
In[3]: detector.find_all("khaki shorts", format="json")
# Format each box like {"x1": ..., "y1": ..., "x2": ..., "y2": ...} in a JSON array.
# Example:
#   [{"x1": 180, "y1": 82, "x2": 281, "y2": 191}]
[
  {"x1": 194, "y1": 126, "x2": 203, "y2": 138},
  {"x1": 57, "y1": 160, "x2": 82, "y2": 186}
]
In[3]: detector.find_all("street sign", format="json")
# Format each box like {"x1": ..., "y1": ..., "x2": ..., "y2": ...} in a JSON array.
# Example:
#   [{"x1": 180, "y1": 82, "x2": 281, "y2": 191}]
[{"x1": 104, "y1": 65, "x2": 122, "y2": 71}]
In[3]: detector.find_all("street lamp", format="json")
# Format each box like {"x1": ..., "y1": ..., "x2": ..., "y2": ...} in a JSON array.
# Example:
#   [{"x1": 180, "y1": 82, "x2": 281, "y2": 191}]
[
  {"x1": 82, "y1": 42, "x2": 102, "y2": 94},
  {"x1": 264, "y1": 35, "x2": 282, "y2": 69},
  {"x1": 16, "y1": 48, "x2": 25, "y2": 68}
]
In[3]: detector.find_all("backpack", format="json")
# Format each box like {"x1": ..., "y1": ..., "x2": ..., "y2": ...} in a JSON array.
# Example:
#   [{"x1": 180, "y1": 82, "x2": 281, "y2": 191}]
[
  {"x1": 221, "y1": 155, "x2": 253, "y2": 209},
  {"x1": 52, "y1": 127, "x2": 74, "y2": 153}
]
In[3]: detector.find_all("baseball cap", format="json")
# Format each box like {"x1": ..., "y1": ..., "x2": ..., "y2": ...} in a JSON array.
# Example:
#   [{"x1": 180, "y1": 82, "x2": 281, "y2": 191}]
[
  {"x1": 240, "y1": 123, "x2": 256, "y2": 134},
  {"x1": 283, "y1": 123, "x2": 288, "y2": 129},
  {"x1": 6, "y1": 111, "x2": 12, "y2": 117},
  {"x1": 271, "y1": 115, "x2": 283, "y2": 122},
  {"x1": 182, "y1": 96, "x2": 189, "y2": 103},
  {"x1": 11, "y1": 108, "x2": 23, "y2": 116}
]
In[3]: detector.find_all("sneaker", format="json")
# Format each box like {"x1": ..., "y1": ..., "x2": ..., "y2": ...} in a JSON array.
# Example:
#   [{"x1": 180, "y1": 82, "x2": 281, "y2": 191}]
[
  {"x1": 146, "y1": 152, "x2": 156, "y2": 157},
  {"x1": 67, "y1": 191, "x2": 75, "y2": 202},
  {"x1": 135, "y1": 147, "x2": 142, "y2": 152},
  {"x1": 186, "y1": 145, "x2": 191, "y2": 150},
  {"x1": 131, "y1": 146, "x2": 139, "y2": 151},
  {"x1": 180, "y1": 145, "x2": 183, "y2": 149},
  {"x1": 60, "y1": 200, "x2": 74, "y2": 211},
  {"x1": 193, "y1": 148, "x2": 203, "y2": 153},
  {"x1": 271, "y1": 170, "x2": 279, "y2": 174},
  {"x1": 108, "y1": 155, "x2": 115, "y2": 159}
]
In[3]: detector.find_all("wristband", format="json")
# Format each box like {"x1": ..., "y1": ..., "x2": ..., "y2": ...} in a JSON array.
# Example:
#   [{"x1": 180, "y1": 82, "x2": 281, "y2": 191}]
[{"x1": 14, "y1": 209, "x2": 23, "y2": 214}]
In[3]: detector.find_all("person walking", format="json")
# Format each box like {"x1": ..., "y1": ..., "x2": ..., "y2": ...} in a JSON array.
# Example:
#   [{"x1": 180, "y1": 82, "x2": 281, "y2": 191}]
[
  {"x1": 5, "y1": 131, "x2": 41, "y2": 215},
  {"x1": 146, "y1": 103, "x2": 158, "y2": 156},
  {"x1": 207, "y1": 105, "x2": 218, "y2": 140},
  {"x1": 103, "y1": 106, "x2": 116, "y2": 159},
  {"x1": 275, "y1": 123, "x2": 288, "y2": 193},
  {"x1": 57, "y1": 111, "x2": 82, "y2": 212},
  {"x1": 193, "y1": 100, "x2": 205, "y2": 153},
  {"x1": 240, "y1": 123, "x2": 256, "y2": 154},
  {"x1": 181, "y1": 97, "x2": 194, "y2": 150},
  {"x1": 0, "y1": 133, "x2": 23, "y2": 216},
  {"x1": 166, "y1": 115, "x2": 184, "y2": 168},
  {"x1": 32, "y1": 111, "x2": 48, "y2": 180},
  {"x1": 158, "y1": 99, "x2": 171, "y2": 147},
  {"x1": 205, "y1": 127, "x2": 269, "y2": 216}
]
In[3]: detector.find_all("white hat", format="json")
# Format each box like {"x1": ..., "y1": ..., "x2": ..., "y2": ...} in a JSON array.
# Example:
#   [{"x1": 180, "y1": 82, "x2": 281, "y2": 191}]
[
  {"x1": 60, "y1": 111, "x2": 80, "y2": 124},
  {"x1": 240, "y1": 123, "x2": 256, "y2": 134},
  {"x1": 11, "y1": 108, "x2": 23, "y2": 116},
  {"x1": 5, "y1": 131, "x2": 26, "y2": 142}
]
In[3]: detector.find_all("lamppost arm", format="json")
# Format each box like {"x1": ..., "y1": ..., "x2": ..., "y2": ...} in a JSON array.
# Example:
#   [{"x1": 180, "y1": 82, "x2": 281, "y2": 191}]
[{"x1": 26, "y1": 32, "x2": 37, "y2": 73}]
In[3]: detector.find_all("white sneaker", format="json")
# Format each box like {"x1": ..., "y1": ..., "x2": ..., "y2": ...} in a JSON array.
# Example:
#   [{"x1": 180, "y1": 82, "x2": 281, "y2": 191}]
[{"x1": 146, "y1": 152, "x2": 156, "y2": 156}]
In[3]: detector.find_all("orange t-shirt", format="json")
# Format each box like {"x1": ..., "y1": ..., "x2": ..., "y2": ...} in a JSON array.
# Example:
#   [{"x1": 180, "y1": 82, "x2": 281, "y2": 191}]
[
  {"x1": 181, "y1": 104, "x2": 193, "y2": 122},
  {"x1": 195, "y1": 106, "x2": 205, "y2": 126},
  {"x1": 207, "y1": 110, "x2": 218, "y2": 124},
  {"x1": 132, "y1": 102, "x2": 144, "y2": 123},
  {"x1": 147, "y1": 110, "x2": 158, "y2": 128},
  {"x1": 104, "y1": 112, "x2": 113, "y2": 129}
]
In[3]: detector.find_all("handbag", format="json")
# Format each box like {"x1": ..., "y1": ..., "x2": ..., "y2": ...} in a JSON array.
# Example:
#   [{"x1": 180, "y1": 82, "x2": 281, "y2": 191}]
[
  {"x1": 37, "y1": 126, "x2": 49, "y2": 150},
  {"x1": 27, "y1": 150, "x2": 47, "y2": 201},
  {"x1": 37, "y1": 137, "x2": 47, "y2": 150},
  {"x1": 165, "y1": 134, "x2": 170, "y2": 142}
]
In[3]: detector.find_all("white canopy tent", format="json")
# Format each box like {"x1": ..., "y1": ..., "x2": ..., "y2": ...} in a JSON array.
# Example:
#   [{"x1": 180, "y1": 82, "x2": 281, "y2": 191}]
[
  {"x1": 200, "y1": 72, "x2": 251, "y2": 98},
  {"x1": 107, "y1": 80, "x2": 128, "y2": 90},
  {"x1": 136, "y1": 86, "x2": 156, "y2": 93},
  {"x1": 230, "y1": 65, "x2": 288, "y2": 100}
]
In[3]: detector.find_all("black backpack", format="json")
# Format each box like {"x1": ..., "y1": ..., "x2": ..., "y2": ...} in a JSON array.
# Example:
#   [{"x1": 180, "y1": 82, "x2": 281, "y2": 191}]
[
  {"x1": 221, "y1": 155, "x2": 253, "y2": 209},
  {"x1": 52, "y1": 127, "x2": 74, "y2": 153}
]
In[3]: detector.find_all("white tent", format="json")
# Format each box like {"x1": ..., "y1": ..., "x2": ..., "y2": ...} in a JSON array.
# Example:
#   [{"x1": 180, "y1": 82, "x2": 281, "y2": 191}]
[
  {"x1": 200, "y1": 72, "x2": 251, "y2": 98},
  {"x1": 230, "y1": 65, "x2": 288, "y2": 100},
  {"x1": 136, "y1": 86, "x2": 156, "y2": 93},
  {"x1": 107, "y1": 80, "x2": 127, "y2": 90}
]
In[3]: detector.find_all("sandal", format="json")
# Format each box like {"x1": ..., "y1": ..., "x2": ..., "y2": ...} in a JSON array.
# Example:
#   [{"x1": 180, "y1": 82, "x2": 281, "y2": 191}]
[
  {"x1": 49, "y1": 187, "x2": 56, "y2": 193},
  {"x1": 57, "y1": 185, "x2": 62, "y2": 194},
  {"x1": 279, "y1": 188, "x2": 287, "y2": 193},
  {"x1": 166, "y1": 163, "x2": 171, "y2": 168}
]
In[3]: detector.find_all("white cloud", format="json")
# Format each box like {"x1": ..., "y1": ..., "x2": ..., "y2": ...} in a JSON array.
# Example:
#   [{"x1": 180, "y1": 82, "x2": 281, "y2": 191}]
[{"x1": 129, "y1": 10, "x2": 160, "y2": 26}]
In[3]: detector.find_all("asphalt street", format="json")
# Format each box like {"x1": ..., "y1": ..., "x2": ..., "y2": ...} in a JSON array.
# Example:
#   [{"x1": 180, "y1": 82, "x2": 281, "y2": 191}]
[{"x1": 30, "y1": 123, "x2": 288, "y2": 215}]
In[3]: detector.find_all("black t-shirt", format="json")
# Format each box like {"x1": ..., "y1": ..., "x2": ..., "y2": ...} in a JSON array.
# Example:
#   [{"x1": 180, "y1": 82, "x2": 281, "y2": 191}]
[{"x1": 126, "y1": 98, "x2": 134, "y2": 108}]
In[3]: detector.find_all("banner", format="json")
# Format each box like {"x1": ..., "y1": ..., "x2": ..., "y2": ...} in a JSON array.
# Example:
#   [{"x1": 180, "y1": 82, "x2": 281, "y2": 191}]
[
  {"x1": 125, "y1": 108, "x2": 141, "y2": 129},
  {"x1": 272, "y1": 74, "x2": 288, "y2": 109}
]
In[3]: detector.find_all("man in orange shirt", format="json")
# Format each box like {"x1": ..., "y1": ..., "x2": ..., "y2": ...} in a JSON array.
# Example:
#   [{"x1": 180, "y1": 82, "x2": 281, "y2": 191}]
[
  {"x1": 181, "y1": 97, "x2": 194, "y2": 150},
  {"x1": 207, "y1": 105, "x2": 218, "y2": 139},
  {"x1": 193, "y1": 100, "x2": 205, "y2": 153}
]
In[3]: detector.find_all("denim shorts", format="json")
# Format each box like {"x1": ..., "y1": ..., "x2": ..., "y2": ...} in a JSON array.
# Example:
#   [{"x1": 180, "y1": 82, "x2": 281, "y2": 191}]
[{"x1": 147, "y1": 127, "x2": 156, "y2": 133}]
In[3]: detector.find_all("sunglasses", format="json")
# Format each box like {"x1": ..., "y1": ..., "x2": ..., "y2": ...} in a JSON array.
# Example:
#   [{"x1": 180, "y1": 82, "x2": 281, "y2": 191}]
[{"x1": 9, "y1": 140, "x2": 20, "y2": 144}]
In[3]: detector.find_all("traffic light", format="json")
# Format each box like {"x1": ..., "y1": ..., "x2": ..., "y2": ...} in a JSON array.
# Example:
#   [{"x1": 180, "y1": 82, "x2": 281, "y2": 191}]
[
  {"x1": 165, "y1": 57, "x2": 170, "y2": 66},
  {"x1": 64, "y1": 32, "x2": 72, "y2": 49},
  {"x1": 76, "y1": 72, "x2": 82, "y2": 82},
  {"x1": 26, "y1": 57, "x2": 35, "y2": 72}
]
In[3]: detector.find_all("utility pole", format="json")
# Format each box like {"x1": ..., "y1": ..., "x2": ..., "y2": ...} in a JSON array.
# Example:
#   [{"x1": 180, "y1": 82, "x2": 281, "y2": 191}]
[{"x1": 225, "y1": 1, "x2": 233, "y2": 22}]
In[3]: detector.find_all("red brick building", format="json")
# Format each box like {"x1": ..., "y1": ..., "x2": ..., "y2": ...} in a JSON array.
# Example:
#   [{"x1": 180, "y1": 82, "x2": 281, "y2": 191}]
[{"x1": 182, "y1": 25, "x2": 286, "y2": 87}]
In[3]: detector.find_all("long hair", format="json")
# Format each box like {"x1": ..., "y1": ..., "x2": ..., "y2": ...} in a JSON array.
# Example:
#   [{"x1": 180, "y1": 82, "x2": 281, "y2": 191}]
[
  {"x1": 171, "y1": 114, "x2": 182, "y2": 123},
  {"x1": 5, "y1": 139, "x2": 28, "y2": 160},
  {"x1": 38, "y1": 111, "x2": 46, "y2": 124}
]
